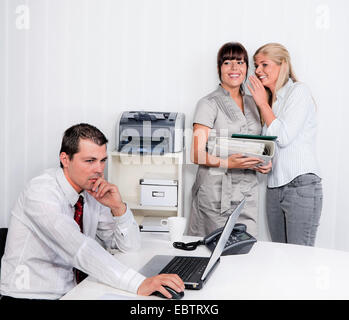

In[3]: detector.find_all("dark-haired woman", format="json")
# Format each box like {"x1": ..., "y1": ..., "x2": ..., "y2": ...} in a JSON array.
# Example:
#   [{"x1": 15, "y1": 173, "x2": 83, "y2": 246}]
[{"x1": 187, "y1": 42, "x2": 271, "y2": 238}]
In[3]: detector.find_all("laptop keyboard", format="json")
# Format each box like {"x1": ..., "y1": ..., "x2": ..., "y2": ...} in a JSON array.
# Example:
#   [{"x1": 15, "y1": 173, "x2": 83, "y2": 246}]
[{"x1": 160, "y1": 256, "x2": 210, "y2": 281}]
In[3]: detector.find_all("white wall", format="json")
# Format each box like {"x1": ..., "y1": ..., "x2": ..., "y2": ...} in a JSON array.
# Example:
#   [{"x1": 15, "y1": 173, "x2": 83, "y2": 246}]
[{"x1": 1, "y1": 0, "x2": 348, "y2": 250}]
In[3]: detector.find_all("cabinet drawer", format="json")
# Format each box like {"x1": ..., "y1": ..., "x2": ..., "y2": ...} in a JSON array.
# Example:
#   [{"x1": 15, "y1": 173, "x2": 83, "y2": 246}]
[{"x1": 140, "y1": 184, "x2": 177, "y2": 207}]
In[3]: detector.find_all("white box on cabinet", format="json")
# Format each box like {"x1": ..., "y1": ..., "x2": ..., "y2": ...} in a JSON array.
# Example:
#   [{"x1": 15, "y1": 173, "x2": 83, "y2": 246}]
[{"x1": 140, "y1": 179, "x2": 178, "y2": 207}]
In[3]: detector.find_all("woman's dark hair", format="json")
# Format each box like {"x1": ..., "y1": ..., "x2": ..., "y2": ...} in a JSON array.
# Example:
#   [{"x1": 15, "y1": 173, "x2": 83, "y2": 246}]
[
  {"x1": 59, "y1": 123, "x2": 108, "y2": 168},
  {"x1": 217, "y1": 42, "x2": 249, "y2": 82}
]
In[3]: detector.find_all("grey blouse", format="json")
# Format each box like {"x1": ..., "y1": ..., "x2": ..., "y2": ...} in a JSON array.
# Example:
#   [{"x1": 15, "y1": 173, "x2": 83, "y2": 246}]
[{"x1": 189, "y1": 85, "x2": 262, "y2": 236}]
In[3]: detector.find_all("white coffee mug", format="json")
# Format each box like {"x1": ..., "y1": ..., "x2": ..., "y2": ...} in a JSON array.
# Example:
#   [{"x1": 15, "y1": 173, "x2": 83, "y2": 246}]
[{"x1": 161, "y1": 217, "x2": 187, "y2": 242}]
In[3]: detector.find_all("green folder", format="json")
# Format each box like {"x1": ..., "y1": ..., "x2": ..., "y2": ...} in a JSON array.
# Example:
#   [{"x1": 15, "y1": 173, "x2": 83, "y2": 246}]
[{"x1": 231, "y1": 134, "x2": 277, "y2": 141}]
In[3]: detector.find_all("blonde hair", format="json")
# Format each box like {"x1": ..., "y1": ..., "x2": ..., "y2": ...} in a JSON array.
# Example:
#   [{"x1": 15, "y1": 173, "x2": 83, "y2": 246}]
[{"x1": 254, "y1": 43, "x2": 297, "y2": 105}]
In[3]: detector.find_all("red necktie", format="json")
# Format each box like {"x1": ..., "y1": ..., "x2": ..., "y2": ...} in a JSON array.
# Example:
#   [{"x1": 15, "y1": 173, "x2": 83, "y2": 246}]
[
  {"x1": 74, "y1": 195, "x2": 88, "y2": 284},
  {"x1": 74, "y1": 195, "x2": 84, "y2": 232}
]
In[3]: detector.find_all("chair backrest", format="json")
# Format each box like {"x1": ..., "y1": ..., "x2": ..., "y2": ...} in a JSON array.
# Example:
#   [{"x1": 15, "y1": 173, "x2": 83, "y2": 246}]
[{"x1": 0, "y1": 228, "x2": 8, "y2": 269}]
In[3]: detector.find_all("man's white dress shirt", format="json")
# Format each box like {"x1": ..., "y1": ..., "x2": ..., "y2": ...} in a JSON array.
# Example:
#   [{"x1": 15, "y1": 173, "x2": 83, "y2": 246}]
[
  {"x1": 0, "y1": 168, "x2": 146, "y2": 299},
  {"x1": 263, "y1": 79, "x2": 321, "y2": 187}
]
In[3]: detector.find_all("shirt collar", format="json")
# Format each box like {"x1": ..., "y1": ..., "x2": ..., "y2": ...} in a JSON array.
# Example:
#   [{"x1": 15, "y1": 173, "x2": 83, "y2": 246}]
[
  {"x1": 276, "y1": 78, "x2": 294, "y2": 99},
  {"x1": 56, "y1": 168, "x2": 83, "y2": 207},
  {"x1": 218, "y1": 84, "x2": 245, "y2": 97}
]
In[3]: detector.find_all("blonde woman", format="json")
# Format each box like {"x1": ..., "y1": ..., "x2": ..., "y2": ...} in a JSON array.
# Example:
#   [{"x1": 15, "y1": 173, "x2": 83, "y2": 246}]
[{"x1": 247, "y1": 43, "x2": 323, "y2": 246}]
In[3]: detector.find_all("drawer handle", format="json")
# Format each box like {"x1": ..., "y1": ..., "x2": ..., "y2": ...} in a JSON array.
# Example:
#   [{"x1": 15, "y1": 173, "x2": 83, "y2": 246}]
[{"x1": 152, "y1": 191, "x2": 165, "y2": 198}]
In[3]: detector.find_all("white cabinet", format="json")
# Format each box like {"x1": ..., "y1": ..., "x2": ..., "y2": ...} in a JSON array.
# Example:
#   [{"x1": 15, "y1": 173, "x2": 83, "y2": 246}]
[{"x1": 107, "y1": 151, "x2": 184, "y2": 226}]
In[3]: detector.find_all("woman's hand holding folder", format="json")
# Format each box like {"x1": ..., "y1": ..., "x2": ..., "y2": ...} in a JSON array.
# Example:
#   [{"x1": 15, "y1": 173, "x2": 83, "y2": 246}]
[
  {"x1": 253, "y1": 160, "x2": 272, "y2": 174},
  {"x1": 223, "y1": 153, "x2": 263, "y2": 169}
]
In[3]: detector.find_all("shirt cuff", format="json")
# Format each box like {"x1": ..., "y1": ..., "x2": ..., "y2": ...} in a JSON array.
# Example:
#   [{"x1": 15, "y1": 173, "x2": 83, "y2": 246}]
[
  {"x1": 266, "y1": 118, "x2": 280, "y2": 136},
  {"x1": 119, "y1": 268, "x2": 147, "y2": 294},
  {"x1": 112, "y1": 204, "x2": 139, "y2": 239},
  {"x1": 112, "y1": 203, "x2": 133, "y2": 224}
]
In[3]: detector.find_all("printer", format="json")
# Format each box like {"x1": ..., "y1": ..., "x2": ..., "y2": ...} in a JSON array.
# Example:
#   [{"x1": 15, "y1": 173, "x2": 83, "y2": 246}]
[{"x1": 116, "y1": 111, "x2": 185, "y2": 154}]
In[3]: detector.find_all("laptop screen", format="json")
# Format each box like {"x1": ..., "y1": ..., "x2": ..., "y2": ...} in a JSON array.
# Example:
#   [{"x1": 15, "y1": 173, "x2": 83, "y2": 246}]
[{"x1": 201, "y1": 199, "x2": 245, "y2": 280}]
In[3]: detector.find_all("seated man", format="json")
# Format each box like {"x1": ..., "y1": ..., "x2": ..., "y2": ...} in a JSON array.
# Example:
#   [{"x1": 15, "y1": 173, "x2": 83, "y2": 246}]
[{"x1": 0, "y1": 123, "x2": 183, "y2": 300}]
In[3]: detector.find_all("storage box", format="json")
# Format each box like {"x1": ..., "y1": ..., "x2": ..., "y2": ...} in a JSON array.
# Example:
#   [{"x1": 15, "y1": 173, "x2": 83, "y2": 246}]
[{"x1": 140, "y1": 178, "x2": 178, "y2": 207}]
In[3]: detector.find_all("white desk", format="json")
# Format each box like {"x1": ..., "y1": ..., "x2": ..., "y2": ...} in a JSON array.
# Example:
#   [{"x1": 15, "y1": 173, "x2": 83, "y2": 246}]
[{"x1": 61, "y1": 232, "x2": 349, "y2": 300}]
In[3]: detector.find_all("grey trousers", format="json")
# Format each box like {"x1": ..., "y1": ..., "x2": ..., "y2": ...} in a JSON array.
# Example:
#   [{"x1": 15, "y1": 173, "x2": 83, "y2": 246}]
[{"x1": 266, "y1": 173, "x2": 323, "y2": 246}]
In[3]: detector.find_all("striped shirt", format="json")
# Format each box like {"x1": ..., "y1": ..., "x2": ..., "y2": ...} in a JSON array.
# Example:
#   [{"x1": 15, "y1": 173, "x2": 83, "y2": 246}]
[
  {"x1": 263, "y1": 79, "x2": 321, "y2": 187},
  {"x1": 0, "y1": 168, "x2": 146, "y2": 299}
]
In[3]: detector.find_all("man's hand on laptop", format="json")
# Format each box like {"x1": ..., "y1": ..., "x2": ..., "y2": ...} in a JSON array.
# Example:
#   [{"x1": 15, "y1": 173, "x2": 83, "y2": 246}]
[{"x1": 137, "y1": 274, "x2": 185, "y2": 298}]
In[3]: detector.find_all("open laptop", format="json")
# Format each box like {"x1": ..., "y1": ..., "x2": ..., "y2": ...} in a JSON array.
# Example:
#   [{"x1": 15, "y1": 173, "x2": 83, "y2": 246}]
[{"x1": 138, "y1": 199, "x2": 245, "y2": 290}]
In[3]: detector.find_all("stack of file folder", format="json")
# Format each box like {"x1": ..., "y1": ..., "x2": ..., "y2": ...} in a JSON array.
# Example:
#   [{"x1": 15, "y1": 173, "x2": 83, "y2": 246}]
[{"x1": 211, "y1": 134, "x2": 276, "y2": 166}]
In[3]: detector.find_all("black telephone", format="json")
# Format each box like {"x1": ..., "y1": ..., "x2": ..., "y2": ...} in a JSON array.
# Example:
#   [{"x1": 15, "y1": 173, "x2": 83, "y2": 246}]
[{"x1": 204, "y1": 223, "x2": 256, "y2": 255}]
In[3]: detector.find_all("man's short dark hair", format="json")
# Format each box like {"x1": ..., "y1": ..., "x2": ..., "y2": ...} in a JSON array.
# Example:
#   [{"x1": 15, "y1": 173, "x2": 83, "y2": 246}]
[{"x1": 59, "y1": 123, "x2": 108, "y2": 168}]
